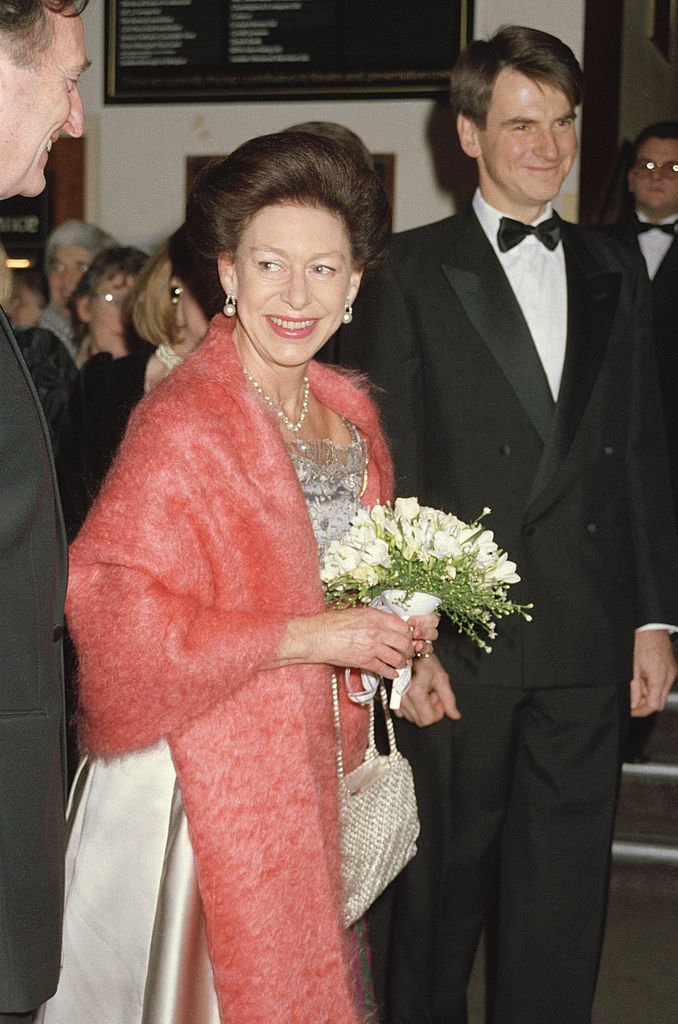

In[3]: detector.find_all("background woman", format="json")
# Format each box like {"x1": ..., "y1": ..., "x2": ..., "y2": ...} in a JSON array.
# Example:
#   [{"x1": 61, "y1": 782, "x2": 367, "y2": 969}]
[
  {"x1": 54, "y1": 227, "x2": 222, "y2": 790},
  {"x1": 56, "y1": 225, "x2": 220, "y2": 540},
  {"x1": 38, "y1": 218, "x2": 117, "y2": 360},
  {"x1": 40, "y1": 132, "x2": 438, "y2": 1024},
  {"x1": 70, "y1": 244, "x2": 147, "y2": 367}
]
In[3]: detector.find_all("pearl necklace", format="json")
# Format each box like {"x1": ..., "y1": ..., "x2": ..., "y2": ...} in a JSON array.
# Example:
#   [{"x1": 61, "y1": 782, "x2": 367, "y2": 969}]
[{"x1": 242, "y1": 366, "x2": 310, "y2": 434}]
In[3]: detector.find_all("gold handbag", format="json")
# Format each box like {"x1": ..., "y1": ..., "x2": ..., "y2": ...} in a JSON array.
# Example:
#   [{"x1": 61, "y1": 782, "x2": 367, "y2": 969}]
[{"x1": 332, "y1": 674, "x2": 420, "y2": 928}]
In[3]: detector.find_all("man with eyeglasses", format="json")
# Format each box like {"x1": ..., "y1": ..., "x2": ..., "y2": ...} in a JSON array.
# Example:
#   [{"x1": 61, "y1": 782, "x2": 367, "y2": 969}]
[
  {"x1": 611, "y1": 122, "x2": 678, "y2": 763},
  {"x1": 621, "y1": 122, "x2": 678, "y2": 374},
  {"x1": 623, "y1": 122, "x2": 678, "y2": 313},
  {"x1": 625, "y1": 121, "x2": 678, "y2": 373}
]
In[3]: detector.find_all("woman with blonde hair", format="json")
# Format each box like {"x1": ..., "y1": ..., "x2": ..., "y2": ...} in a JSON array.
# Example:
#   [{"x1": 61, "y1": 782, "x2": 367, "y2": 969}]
[{"x1": 132, "y1": 224, "x2": 220, "y2": 390}]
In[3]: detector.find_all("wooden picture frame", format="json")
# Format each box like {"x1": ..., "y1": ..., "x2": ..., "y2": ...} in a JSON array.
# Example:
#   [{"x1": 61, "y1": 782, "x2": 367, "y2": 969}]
[{"x1": 106, "y1": 0, "x2": 472, "y2": 103}]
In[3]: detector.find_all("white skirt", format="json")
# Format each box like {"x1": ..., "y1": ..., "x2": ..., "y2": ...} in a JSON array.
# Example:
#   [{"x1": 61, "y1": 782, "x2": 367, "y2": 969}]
[{"x1": 36, "y1": 740, "x2": 221, "y2": 1024}]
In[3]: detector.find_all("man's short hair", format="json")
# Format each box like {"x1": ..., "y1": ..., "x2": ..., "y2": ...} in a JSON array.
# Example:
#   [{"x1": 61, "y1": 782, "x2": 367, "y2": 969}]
[
  {"x1": 632, "y1": 121, "x2": 678, "y2": 158},
  {"x1": 0, "y1": 0, "x2": 89, "y2": 67},
  {"x1": 450, "y1": 24, "x2": 583, "y2": 129}
]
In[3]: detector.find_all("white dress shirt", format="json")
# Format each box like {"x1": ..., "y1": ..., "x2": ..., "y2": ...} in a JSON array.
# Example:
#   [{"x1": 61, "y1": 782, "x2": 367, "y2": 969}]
[
  {"x1": 473, "y1": 189, "x2": 567, "y2": 399},
  {"x1": 635, "y1": 212, "x2": 676, "y2": 280}
]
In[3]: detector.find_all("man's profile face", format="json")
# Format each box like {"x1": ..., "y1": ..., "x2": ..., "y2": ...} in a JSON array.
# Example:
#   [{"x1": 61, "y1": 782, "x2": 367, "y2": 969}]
[
  {"x1": 457, "y1": 68, "x2": 578, "y2": 222},
  {"x1": 0, "y1": 6, "x2": 89, "y2": 200},
  {"x1": 628, "y1": 136, "x2": 678, "y2": 223}
]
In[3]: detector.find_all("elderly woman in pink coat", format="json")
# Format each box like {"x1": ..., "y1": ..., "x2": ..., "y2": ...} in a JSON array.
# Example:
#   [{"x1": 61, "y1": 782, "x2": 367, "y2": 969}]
[{"x1": 39, "y1": 132, "x2": 439, "y2": 1024}]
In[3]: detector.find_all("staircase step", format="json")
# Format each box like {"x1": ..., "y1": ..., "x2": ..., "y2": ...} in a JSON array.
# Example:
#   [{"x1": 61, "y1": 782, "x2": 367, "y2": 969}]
[
  {"x1": 611, "y1": 837, "x2": 678, "y2": 896},
  {"x1": 613, "y1": 836, "x2": 678, "y2": 865},
  {"x1": 614, "y1": 763, "x2": 678, "y2": 838}
]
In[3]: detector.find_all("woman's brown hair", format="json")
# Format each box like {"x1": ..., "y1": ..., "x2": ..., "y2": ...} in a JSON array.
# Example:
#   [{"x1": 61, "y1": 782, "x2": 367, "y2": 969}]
[{"x1": 185, "y1": 130, "x2": 391, "y2": 281}]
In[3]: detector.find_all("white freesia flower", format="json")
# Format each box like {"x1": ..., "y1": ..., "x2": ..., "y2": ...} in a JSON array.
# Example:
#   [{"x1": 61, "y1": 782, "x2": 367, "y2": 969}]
[
  {"x1": 398, "y1": 520, "x2": 427, "y2": 561},
  {"x1": 485, "y1": 553, "x2": 521, "y2": 584},
  {"x1": 346, "y1": 511, "x2": 378, "y2": 547},
  {"x1": 351, "y1": 562, "x2": 382, "y2": 584},
  {"x1": 362, "y1": 539, "x2": 391, "y2": 568},
  {"x1": 369, "y1": 503, "x2": 388, "y2": 526},
  {"x1": 394, "y1": 496, "x2": 420, "y2": 521},
  {"x1": 469, "y1": 528, "x2": 496, "y2": 556},
  {"x1": 432, "y1": 529, "x2": 463, "y2": 558},
  {"x1": 320, "y1": 542, "x2": 362, "y2": 580}
]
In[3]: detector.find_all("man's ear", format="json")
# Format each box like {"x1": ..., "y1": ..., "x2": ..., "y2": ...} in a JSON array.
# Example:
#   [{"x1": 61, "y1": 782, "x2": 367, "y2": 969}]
[{"x1": 457, "y1": 113, "x2": 482, "y2": 159}]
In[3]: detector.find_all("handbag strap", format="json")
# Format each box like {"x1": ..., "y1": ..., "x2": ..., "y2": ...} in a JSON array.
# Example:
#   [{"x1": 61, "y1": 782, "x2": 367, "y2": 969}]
[
  {"x1": 331, "y1": 672, "x2": 400, "y2": 780},
  {"x1": 376, "y1": 680, "x2": 399, "y2": 755}
]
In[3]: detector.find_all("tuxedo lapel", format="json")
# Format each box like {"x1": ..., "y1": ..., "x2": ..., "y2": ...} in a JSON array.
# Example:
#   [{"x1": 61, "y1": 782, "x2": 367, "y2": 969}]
[
  {"x1": 652, "y1": 237, "x2": 678, "y2": 301},
  {"x1": 441, "y1": 211, "x2": 555, "y2": 444},
  {"x1": 527, "y1": 226, "x2": 621, "y2": 512}
]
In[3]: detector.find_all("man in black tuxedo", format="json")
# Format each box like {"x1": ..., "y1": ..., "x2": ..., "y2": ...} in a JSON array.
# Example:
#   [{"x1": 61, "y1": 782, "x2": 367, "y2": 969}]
[
  {"x1": 332, "y1": 26, "x2": 678, "y2": 1024},
  {"x1": 0, "y1": 2, "x2": 89, "y2": 1018},
  {"x1": 613, "y1": 122, "x2": 678, "y2": 517},
  {"x1": 609, "y1": 122, "x2": 678, "y2": 763}
]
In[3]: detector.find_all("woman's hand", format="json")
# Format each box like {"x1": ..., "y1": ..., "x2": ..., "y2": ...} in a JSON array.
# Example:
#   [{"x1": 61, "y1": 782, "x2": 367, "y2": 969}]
[{"x1": 270, "y1": 608, "x2": 438, "y2": 679}]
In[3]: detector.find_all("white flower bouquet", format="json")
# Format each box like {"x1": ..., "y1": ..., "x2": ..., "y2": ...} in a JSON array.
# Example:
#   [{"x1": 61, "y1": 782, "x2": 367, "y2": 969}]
[{"x1": 322, "y1": 498, "x2": 531, "y2": 676}]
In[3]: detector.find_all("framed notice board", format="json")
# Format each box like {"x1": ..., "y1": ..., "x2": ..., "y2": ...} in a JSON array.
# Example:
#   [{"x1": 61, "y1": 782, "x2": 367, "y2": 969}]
[{"x1": 105, "y1": 0, "x2": 473, "y2": 103}]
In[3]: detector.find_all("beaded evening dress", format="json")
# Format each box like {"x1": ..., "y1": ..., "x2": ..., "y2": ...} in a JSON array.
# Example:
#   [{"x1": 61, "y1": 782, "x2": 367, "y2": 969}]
[{"x1": 37, "y1": 428, "x2": 366, "y2": 1024}]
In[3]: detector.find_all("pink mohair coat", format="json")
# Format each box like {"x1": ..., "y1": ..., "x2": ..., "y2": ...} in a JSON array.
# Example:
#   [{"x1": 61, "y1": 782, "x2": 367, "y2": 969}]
[{"x1": 67, "y1": 315, "x2": 395, "y2": 1024}]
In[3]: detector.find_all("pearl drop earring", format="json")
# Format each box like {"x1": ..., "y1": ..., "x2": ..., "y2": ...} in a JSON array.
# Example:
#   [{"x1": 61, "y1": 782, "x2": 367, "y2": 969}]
[
  {"x1": 342, "y1": 300, "x2": 353, "y2": 325},
  {"x1": 223, "y1": 292, "x2": 237, "y2": 317}
]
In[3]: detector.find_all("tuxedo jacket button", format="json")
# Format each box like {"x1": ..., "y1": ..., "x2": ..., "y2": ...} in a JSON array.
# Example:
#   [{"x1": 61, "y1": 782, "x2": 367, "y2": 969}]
[
  {"x1": 603, "y1": 446, "x2": 614, "y2": 456},
  {"x1": 499, "y1": 444, "x2": 512, "y2": 456},
  {"x1": 586, "y1": 522, "x2": 597, "y2": 534},
  {"x1": 524, "y1": 525, "x2": 536, "y2": 536}
]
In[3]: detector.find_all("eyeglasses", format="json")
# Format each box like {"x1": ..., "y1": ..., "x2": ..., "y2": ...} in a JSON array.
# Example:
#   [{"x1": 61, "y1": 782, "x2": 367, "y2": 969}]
[
  {"x1": 49, "y1": 261, "x2": 90, "y2": 276},
  {"x1": 94, "y1": 291, "x2": 127, "y2": 307},
  {"x1": 633, "y1": 159, "x2": 678, "y2": 179}
]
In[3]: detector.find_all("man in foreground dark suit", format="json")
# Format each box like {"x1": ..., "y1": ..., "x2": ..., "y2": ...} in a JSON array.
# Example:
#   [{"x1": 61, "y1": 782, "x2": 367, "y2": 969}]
[
  {"x1": 331, "y1": 26, "x2": 678, "y2": 1024},
  {"x1": 0, "y1": 2, "x2": 89, "y2": 1018}
]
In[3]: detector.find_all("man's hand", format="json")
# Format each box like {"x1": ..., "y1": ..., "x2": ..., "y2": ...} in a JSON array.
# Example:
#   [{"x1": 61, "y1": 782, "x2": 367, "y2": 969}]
[
  {"x1": 395, "y1": 654, "x2": 461, "y2": 727},
  {"x1": 630, "y1": 629, "x2": 677, "y2": 717}
]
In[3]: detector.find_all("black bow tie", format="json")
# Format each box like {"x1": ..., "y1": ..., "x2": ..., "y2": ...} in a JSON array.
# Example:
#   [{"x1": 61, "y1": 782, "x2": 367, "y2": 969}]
[
  {"x1": 497, "y1": 215, "x2": 561, "y2": 252},
  {"x1": 635, "y1": 219, "x2": 677, "y2": 237}
]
